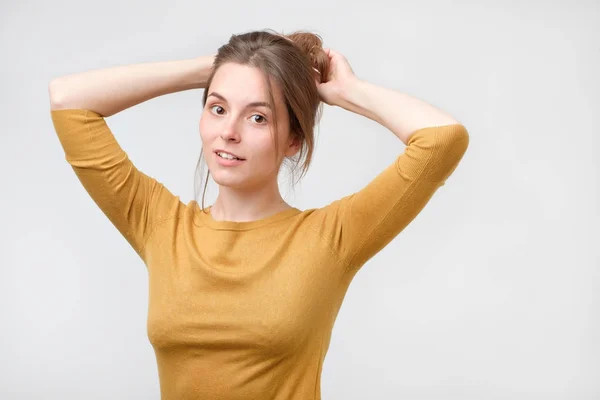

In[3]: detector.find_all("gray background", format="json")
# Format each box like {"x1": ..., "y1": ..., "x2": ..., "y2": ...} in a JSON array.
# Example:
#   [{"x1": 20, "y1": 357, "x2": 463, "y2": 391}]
[{"x1": 1, "y1": 0, "x2": 598, "y2": 399}]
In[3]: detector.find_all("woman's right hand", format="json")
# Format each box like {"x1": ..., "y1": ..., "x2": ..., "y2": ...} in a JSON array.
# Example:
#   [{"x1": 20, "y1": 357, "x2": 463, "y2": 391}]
[{"x1": 193, "y1": 55, "x2": 216, "y2": 89}]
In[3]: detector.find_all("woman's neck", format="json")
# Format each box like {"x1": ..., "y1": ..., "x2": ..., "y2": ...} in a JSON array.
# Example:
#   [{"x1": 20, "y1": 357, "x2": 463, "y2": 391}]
[{"x1": 210, "y1": 191, "x2": 292, "y2": 223}]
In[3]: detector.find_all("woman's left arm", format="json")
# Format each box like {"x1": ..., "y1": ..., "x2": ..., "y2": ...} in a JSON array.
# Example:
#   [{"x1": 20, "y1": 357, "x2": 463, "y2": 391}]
[
  {"x1": 317, "y1": 48, "x2": 461, "y2": 144},
  {"x1": 313, "y1": 49, "x2": 469, "y2": 273}
]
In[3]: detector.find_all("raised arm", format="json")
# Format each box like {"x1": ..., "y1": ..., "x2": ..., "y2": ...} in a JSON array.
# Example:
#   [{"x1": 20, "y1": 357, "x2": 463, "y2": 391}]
[
  {"x1": 313, "y1": 49, "x2": 469, "y2": 272},
  {"x1": 48, "y1": 55, "x2": 215, "y2": 259},
  {"x1": 49, "y1": 56, "x2": 214, "y2": 116}
]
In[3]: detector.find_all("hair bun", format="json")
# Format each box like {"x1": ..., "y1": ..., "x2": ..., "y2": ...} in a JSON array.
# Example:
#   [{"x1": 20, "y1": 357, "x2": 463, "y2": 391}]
[{"x1": 285, "y1": 31, "x2": 330, "y2": 83}]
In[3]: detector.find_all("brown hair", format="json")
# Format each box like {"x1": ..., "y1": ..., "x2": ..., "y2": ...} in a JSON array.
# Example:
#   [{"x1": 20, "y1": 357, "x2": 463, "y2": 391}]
[{"x1": 194, "y1": 29, "x2": 330, "y2": 211}]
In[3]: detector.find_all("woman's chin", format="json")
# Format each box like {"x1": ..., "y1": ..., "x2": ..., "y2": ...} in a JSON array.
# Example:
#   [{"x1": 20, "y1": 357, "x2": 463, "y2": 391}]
[{"x1": 211, "y1": 172, "x2": 249, "y2": 189}]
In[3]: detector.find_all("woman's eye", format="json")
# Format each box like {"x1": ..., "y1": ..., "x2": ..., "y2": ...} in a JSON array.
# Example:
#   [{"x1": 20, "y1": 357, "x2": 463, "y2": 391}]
[
  {"x1": 209, "y1": 106, "x2": 265, "y2": 124},
  {"x1": 251, "y1": 114, "x2": 266, "y2": 124},
  {"x1": 211, "y1": 105, "x2": 224, "y2": 115}
]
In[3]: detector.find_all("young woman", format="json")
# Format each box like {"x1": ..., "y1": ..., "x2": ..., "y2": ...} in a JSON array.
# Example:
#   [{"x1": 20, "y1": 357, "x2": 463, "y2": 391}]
[{"x1": 49, "y1": 30, "x2": 469, "y2": 400}]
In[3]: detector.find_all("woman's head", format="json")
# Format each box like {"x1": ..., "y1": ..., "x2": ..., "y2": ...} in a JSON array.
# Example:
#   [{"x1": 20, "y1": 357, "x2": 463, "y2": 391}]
[{"x1": 195, "y1": 29, "x2": 330, "y2": 209}]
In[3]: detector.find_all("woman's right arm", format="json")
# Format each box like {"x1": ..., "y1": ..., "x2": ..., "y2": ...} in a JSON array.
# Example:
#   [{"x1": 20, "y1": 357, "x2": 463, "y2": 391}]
[
  {"x1": 49, "y1": 55, "x2": 214, "y2": 116},
  {"x1": 48, "y1": 56, "x2": 214, "y2": 260}
]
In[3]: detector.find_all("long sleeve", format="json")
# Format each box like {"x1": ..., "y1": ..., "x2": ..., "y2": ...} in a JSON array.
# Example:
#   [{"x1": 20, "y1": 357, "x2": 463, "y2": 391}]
[
  {"x1": 50, "y1": 108, "x2": 182, "y2": 259},
  {"x1": 311, "y1": 123, "x2": 469, "y2": 273}
]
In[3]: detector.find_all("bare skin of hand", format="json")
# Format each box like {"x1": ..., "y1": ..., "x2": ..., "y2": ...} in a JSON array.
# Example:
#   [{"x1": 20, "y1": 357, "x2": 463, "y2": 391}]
[{"x1": 316, "y1": 48, "x2": 358, "y2": 107}]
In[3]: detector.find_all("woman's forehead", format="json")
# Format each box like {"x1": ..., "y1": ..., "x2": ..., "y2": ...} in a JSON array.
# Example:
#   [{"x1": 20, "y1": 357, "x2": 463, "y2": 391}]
[{"x1": 210, "y1": 63, "x2": 285, "y2": 107}]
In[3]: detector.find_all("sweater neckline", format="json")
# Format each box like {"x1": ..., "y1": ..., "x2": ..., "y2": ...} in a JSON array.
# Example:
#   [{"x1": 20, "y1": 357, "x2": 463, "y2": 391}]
[{"x1": 193, "y1": 203, "x2": 302, "y2": 231}]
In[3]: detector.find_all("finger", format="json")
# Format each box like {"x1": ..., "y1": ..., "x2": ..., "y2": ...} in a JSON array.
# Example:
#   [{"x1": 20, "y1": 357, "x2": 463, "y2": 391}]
[{"x1": 327, "y1": 48, "x2": 345, "y2": 60}]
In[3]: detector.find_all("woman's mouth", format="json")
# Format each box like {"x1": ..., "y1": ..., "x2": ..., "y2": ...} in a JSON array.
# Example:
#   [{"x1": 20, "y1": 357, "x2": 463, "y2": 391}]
[{"x1": 215, "y1": 151, "x2": 245, "y2": 166}]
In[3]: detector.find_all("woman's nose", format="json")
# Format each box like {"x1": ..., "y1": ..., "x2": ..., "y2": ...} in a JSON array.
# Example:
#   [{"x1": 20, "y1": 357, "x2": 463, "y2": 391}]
[{"x1": 220, "y1": 117, "x2": 241, "y2": 141}]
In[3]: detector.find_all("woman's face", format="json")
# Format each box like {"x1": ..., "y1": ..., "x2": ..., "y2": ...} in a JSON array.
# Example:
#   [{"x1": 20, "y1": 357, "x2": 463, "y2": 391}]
[{"x1": 199, "y1": 62, "x2": 299, "y2": 191}]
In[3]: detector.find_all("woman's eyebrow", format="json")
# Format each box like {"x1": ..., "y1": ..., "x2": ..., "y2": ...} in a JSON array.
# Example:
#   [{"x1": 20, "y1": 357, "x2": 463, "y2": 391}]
[{"x1": 207, "y1": 92, "x2": 272, "y2": 110}]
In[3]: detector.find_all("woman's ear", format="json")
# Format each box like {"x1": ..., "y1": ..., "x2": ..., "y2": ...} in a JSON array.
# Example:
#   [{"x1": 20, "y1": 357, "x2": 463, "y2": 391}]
[{"x1": 285, "y1": 134, "x2": 302, "y2": 158}]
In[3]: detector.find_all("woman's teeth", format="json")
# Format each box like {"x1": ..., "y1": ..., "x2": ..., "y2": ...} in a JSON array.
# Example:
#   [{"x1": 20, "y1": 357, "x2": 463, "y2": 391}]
[{"x1": 217, "y1": 152, "x2": 241, "y2": 160}]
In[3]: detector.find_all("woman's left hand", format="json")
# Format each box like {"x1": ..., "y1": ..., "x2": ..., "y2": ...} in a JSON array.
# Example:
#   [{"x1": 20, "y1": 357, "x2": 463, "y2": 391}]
[{"x1": 316, "y1": 48, "x2": 358, "y2": 107}]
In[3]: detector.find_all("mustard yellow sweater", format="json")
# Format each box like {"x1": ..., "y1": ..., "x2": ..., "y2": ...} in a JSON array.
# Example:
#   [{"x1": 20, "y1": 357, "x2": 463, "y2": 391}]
[{"x1": 51, "y1": 108, "x2": 469, "y2": 400}]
